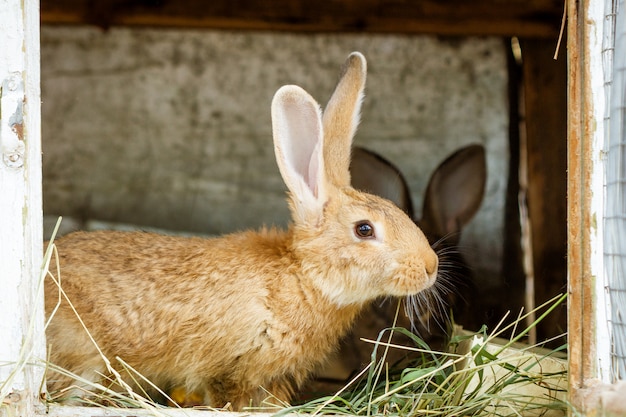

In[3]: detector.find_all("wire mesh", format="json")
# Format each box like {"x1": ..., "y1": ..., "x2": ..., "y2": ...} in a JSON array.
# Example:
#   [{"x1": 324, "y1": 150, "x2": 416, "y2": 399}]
[{"x1": 604, "y1": 0, "x2": 626, "y2": 382}]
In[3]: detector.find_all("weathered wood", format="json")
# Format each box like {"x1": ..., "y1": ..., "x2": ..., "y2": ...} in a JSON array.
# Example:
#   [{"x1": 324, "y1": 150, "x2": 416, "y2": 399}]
[
  {"x1": 566, "y1": 0, "x2": 613, "y2": 412},
  {"x1": 40, "y1": 0, "x2": 564, "y2": 37},
  {"x1": 0, "y1": 0, "x2": 45, "y2": 415},
  {"x1": 520, "y1": 39, "x2": 568, "y2": 346}
]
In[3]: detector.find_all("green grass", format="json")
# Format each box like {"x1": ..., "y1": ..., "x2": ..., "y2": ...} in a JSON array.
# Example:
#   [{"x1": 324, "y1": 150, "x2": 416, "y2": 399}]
[{"x1": 278, "y1": 294, "x2": 569, "y2": 417}]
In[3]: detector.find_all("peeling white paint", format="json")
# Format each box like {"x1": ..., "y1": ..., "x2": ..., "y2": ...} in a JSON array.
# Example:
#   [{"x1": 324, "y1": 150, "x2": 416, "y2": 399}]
[{"x1": 0, "y1": 0, "x2": 45, "y2": 411}]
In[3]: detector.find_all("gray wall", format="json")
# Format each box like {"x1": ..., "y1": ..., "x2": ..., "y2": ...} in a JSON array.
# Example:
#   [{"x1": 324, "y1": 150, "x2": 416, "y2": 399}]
[{"x1": 41, "y1": 26, "x2": 509, "y2": 284}]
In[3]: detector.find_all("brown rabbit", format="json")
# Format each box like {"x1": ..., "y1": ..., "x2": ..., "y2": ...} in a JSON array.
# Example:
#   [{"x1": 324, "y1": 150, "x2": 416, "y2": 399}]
[
  {"x1": 44, "y1": 52, "x2": 438, "y2": 410},
  {"x1": 309, "y1": 144, "x2": 486, "y2": 386}
]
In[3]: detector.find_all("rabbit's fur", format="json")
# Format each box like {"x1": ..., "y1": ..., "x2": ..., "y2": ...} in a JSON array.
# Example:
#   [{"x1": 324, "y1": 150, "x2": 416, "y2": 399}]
[{"x1": 44, "y1": 52, "x2": 438, "y2": 410}]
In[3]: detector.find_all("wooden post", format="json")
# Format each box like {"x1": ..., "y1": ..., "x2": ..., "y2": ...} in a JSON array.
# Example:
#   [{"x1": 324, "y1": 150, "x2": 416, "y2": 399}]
[
  {"x1": 0, "y1": 0, "x2": 45, "y2": 415},
  {"x1": 519, "y1": 38, "x2": 568, "y2": 345},
  {"x1": 567, "y1": 0, "x2": 613, "y2": 413}
]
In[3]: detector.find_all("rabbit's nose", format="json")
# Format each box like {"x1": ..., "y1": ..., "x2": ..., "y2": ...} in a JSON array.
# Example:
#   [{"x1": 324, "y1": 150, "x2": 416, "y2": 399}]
[{"x1": 424, "y1": 249, "x2": 439, "y2": 280}]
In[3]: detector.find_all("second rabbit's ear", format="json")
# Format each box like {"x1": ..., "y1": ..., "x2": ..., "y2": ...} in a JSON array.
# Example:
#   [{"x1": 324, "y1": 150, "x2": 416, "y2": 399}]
[
  {"x1": 322, "y1": 52, "x2": 367, "y2": 188},
  {"x1": 350, "y1": 146, "x2": 414, "y2": 216},
  {"x1": 272, "y1": 85, "x2": 327, "y2": 222},
  {"x1": 420, "y1": 144, "x2": 486, "y2": 245}
]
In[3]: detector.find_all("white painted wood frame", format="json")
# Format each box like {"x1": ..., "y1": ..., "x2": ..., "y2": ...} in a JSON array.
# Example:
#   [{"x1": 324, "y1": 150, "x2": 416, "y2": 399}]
[
  {"x1": 2, "y1": 0, "x2": 626, "y2": 416},
  {"x1": 0, "y1": 0, "x2": 45, "y2": 414}
]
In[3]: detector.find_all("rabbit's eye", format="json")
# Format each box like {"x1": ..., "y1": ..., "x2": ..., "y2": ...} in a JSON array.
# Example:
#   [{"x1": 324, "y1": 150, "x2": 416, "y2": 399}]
[{"x1": 354, "y1": 221, "x2": 375, "y2": 239}]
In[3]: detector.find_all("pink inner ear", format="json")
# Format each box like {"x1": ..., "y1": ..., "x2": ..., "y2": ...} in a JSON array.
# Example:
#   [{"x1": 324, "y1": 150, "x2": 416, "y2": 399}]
[
  {"x1": 307, "y1": 141, "x2": 322, "y2": 197},
  {"x1": 284, "y1": 99, "x2": 323, "y2": 199},
  {"x1": 272, "y1": 85, "x2": 325, "y2": 207}
]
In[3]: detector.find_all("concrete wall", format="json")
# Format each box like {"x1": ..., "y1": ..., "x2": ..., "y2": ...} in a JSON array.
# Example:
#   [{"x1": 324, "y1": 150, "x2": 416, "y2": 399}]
[{"x1": 41, "y1": 26, "x2": 509, "y2": 283}]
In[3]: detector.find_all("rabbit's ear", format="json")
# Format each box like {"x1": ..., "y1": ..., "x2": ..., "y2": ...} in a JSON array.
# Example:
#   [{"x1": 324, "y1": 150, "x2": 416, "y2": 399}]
[
  {"x1": 350, "y1": 146, "x2": 414, "y2": 216},
  {"x1": 322, "y1": 52, "x2": 367, "y2": 188},
  {"x1": 272, "y1": 85, "x2": 327, "y2": 220},
  {"x1": 421, "y1": 144, "x2": 486, "y2": 244}
]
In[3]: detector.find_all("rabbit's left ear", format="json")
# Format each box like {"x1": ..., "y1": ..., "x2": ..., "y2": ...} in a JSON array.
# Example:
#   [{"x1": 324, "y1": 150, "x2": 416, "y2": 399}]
[
  {"x1": 322, "y1": 52, "x2": 367, "y2": 188},
  {"x1": 272, "y1": 85, "x2": 327, "y2": 221}
]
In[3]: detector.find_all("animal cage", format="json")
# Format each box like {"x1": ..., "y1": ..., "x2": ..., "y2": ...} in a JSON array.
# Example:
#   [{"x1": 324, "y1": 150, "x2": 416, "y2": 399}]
[
  {"x1": 2, "y1": 0, "x2": 626, "y2": 416},
  {"x1": 603, "y1": 0, "x2": 626, "y2": 382},
  {"x1": 567, "y1": 0, "x2": 626, "y2": 412}
]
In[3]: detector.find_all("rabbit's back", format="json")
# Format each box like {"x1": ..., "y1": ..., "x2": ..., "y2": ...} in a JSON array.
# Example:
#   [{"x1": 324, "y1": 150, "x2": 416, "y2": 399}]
[
  {"x1": 46, "y1": 231, "x2": 297, "y2": 400},
  {"x1": 47, "y1": 230, "x2": 278, "y2": 336},
  {"x1": 46, "y1": 229, "x2": 364, "y2": 407}
]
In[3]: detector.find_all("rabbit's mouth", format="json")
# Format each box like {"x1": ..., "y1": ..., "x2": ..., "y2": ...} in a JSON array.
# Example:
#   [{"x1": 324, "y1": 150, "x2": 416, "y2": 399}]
[
  {"x1": 389, "y1": 254, "x2": 439, "y2": 296},
  {"x1": 388, "y1": 272, "x2": 437, "y2": 298}
]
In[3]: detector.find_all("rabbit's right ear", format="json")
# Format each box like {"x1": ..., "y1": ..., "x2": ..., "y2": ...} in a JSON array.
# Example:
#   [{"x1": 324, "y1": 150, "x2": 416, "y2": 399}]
[
  {"x1": 272, "y1": 85, "x2": 327, "y2": 222},
  {"x1": 323, "y1": 52, "x2": 367, "y2": 188}
]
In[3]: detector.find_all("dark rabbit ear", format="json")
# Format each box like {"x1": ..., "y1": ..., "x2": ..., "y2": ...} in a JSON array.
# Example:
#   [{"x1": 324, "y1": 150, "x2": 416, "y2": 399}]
[
  {"x1": 420, "y1": 144, "x2": 486, "y2": 245},
  {"x1": 350, "y1": 146, "x2": 414, "y2": 216},
  {"x1": 322, "y1": 52, "x2": 367, "y2": 188},
  {"x1": 272, "y1": 85, "x2": 326, "y2": 222}
]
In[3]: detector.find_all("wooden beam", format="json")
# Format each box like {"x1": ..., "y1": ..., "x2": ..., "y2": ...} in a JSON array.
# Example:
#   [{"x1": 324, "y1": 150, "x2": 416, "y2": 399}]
[
  {"x1": 567, "y1": 0, "x2": 614, "y2": 412},
  {"x1": 520, "y1": 38, "x2": 568, "y2": 346},
  {"x1": 41, "y1": 0, "x2": 564, "y2": 38}
]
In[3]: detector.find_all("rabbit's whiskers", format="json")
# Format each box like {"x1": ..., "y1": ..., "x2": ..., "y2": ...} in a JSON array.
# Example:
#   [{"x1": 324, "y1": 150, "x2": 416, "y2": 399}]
[{"x1": 402, "y1": 244, "x2": 468, "y2": 336}]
